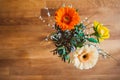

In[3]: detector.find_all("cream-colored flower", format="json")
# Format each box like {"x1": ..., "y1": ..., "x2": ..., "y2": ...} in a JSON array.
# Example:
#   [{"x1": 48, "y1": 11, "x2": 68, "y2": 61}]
[{"x1": 72, "y1": 45, "x2": 99, "y2": 70}]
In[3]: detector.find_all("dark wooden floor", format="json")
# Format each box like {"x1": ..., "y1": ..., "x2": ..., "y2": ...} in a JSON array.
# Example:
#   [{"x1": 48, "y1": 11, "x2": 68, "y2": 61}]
[{"x1": 0, "y1": 0, "x2": 120, "y2": 80}]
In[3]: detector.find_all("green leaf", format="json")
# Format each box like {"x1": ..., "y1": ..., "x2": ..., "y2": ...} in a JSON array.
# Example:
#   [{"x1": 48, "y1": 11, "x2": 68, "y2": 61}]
[
  {"x1": 77, "y1": 42, "x2": 84, "y2": 48},
  {"x1": 93, "y1": 24, "x2": 99, "y2": 31},
  {"x1": 87, "y1": 38, "x2": 98, "y2": 43},
  {"x1": 78, "y1": 33, "x2": 84, "y2": 37},
  {"x1": 62, "y1": 54, "x2": 70, "y2": 62},
  {"x1": 58, "y1": 49, "x2": 63, "y2": 55},
  {"x1": 70, "y1": 39, "x2": 77, "y2": 47},
  {"x1": 76, "y1": 39, "x2": 85, "y2": 48},
  {"x1": 57, "y1": 46, "x2": 66, "y2": 55},
  {"x1": 68, "y1": 59, "x2": 71, "y2": 63},
  {"x1": 65, "y1": 55, "x2": 70, "y2": 60}
]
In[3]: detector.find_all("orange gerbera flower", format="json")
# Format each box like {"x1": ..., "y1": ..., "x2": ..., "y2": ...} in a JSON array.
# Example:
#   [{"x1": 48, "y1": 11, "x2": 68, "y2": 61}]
[{"x1": 55, "y1": 7, "x2": 80, "y2": 31}]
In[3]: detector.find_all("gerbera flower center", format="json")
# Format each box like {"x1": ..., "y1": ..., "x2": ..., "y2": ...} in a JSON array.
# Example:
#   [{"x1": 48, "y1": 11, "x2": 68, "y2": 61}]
[
  {"x1": 82, "y1": 54, "x2": 89, "y2": 60},
  {"x1": 62, "y1": 15, "x2": 71, "y2": 24},
  {"x1": 78, "y1": 51, "x2": 90, "y2": 62}
]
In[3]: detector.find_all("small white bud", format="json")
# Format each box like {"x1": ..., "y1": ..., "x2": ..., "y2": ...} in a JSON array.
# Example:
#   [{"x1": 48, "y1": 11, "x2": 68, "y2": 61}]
[
  {"x1": 43, "y1": 20, "x2": 45, "y2": 23},
  {"x1": 87, "y1": 20, "x2": 90, "y2": 23},
  {"x1": 45, "y1": 38, "x2": 48, "y2": 41},
  {"x1": 91, "y1": 24, "x2": 94, "y2": 26},
  {"x1": 47, "y1": 12, "x2": 51, "y2": 17},
  {"x1": 68, "y1": 4, "x2": 72, "y2": 8},
  {"x1": 62, "y1": 3, "x2": 65, "y2": 7},
  {"x1": 85, "y1": 17, "x2": 88, "y2": 20},
  {"x1": 81, "y1": 21, "x2": 83, "y2": 24},
  {"x1": 47, "y1": 24, "x2": 51, "y2": 27},
  {"x1": 39, "y1": 16, "x2": 43, "y2": 20},
  {"x1": 44, "y1": 7, "x2": 48, "y2": 10},
  {"x1": 83, "y1": 20, "x2": 85, "y2": 22}
]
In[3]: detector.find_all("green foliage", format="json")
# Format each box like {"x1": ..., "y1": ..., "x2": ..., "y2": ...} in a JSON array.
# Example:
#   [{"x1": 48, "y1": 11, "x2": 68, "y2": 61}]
[
  {"x1": 57, "y1": 46, "x2": 66, "y2": 56},
  {"x1": 57, "y1": 46, "x2": 71, "y2": 62},
  {"x1": 87, "y1": 38, "x2": 98, "y2": 43},
  {"x1": 51, "y1": 23, "x2": 98, "y2": 62}
]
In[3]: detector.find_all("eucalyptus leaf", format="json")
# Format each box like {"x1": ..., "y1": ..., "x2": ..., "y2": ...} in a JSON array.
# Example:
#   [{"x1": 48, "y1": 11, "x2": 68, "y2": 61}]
[
  {"x1": 87, "y1": 38, "x2": 98, "y2": 43},
  {"x1": 70, "y1": 39, "x2": 77, "y2": 47},
  {"x1": 57, "y1": 46, "x2": 66, "y2": 55},
  {"x1": 77, "y1": 39, "x2": 86, "y2": 48},
  {"x1": 65, "y1": 55, "x2": 70, "y2": 60},
  {"x1": 78, "y1": 33, "x2": 84, "y2": 37}
]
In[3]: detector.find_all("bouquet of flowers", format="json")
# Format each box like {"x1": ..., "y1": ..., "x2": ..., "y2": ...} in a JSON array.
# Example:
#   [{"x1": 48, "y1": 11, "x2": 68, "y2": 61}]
[{"x1": 49, "y1": 6, "x2": 110, "y2": 70}]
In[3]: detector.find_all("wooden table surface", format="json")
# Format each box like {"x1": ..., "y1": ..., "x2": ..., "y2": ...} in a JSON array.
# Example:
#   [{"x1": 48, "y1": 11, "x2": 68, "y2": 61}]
[{"x1": 0, "y1": 0, "x2": 120, "y2": 80}]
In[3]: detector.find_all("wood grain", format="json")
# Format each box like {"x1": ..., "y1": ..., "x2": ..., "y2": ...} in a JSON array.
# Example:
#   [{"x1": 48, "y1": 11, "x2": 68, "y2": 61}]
[{"x1": 0, "y1": 0, "x2": 120, "y2": 80}]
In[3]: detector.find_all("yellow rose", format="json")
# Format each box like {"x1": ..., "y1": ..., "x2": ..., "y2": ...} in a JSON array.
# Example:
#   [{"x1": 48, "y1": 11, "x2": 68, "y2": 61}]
[{"x1": 93, "y1": 21, "x2": 110, "y2": 42}]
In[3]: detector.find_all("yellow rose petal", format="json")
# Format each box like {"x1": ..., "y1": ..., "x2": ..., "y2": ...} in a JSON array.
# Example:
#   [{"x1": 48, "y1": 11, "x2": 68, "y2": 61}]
[
  {"x1": 99, "y1": 38, "x2": 104, "y2": 42},
  {"x1": 102, "y1": 34, "x2": 110, "y2": 38}
]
